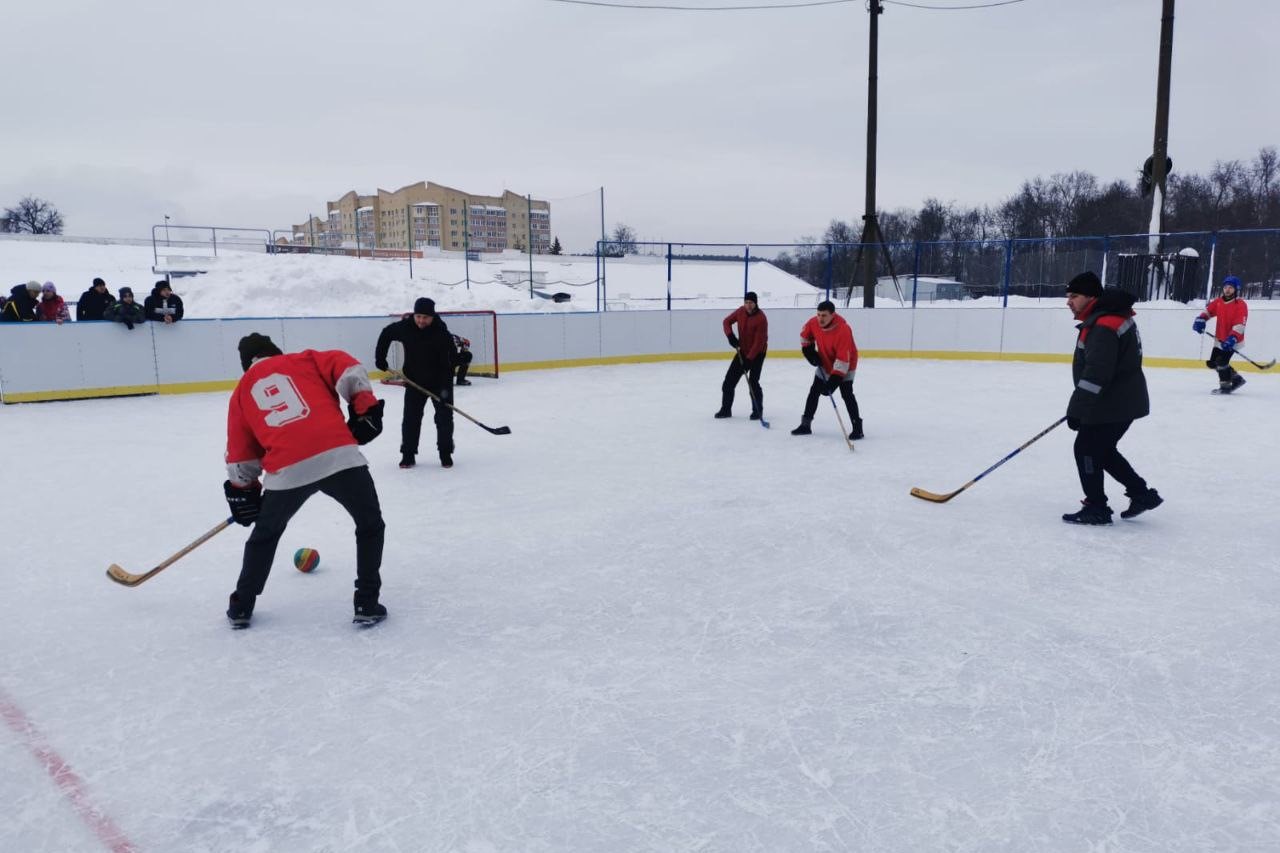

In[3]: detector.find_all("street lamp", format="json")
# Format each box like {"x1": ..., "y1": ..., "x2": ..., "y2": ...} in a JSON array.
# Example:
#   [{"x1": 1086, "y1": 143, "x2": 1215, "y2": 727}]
[{"x1": 164, "y1": 214, "x2": 171, "y2": 246}]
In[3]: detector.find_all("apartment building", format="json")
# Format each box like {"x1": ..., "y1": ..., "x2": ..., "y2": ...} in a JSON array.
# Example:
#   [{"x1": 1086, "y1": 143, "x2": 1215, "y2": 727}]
[{"x1": 292, "y1": 182, "x2": 551, "y2": 254}]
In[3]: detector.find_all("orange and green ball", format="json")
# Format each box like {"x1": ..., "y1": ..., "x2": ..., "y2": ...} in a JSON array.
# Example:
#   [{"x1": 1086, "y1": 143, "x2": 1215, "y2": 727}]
[{"x1": 293, "y1": 548, "x2": 320, "y2": 573}]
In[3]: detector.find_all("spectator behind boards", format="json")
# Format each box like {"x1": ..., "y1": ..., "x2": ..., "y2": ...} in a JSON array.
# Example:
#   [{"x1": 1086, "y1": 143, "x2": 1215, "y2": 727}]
[
  {"x1": 104, "y1": 287, "x2": 146, "y2": 330},
  {"x1": 145, "y1": 280, "x2": 184, "y2": 324},
  {"x1": 77, "y1": 277, "x2": 117, "y2": 321},
  {"x1": 2, "y1": 281, "x2": 42, "y2": 322},
  {"x1": 36, "y1": 282, "x2": 71, "y2": 324}
]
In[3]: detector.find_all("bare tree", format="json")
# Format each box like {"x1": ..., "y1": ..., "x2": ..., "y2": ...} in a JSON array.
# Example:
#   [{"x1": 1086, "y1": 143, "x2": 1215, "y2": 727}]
[
  {"x1": 609, "y1": 223, "x2": 637, "y2": 256},
  {"x1": 3, "y1": 196, "x2": 64, "y2": 234}
]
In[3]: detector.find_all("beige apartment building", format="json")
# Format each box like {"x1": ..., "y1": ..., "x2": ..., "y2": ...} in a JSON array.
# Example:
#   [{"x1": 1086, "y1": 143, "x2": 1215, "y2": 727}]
[{"x1": 292, "y1": 182, "x2": 551, "y2": 254}]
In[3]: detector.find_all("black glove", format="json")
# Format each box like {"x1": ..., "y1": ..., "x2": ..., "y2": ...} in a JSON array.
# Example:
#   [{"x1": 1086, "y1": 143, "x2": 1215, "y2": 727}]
[
  {"x1": 224, "y1": 480, "x2": 262, "y2": 526},
  {"x1": 375, "y1": 359, "x2": 389, "y2": 372},
  {"x1": 727, "y1": 333, "x2": 740, "y2": 350},
  {"x1": 347, "y1": 399, "x2": 385, "y2": 445},
  {"x1": 1066, "y1": 416, "x2": 1081, "y2": 431},
  {"x1": 821, "y1": 374, "x2": 842, "y2": 396},
  {"x1": 124, "y1": 320, "x2": 134, "y2": 330},
  {"x1": 802, "y1": 344, "x2": 820, "y2": 366}
]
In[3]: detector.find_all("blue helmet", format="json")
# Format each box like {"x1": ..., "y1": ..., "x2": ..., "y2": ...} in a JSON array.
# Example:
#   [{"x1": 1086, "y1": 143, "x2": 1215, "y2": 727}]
[{"x1": 1222, "y1": 275, "x2": 1241, "y2": 292}]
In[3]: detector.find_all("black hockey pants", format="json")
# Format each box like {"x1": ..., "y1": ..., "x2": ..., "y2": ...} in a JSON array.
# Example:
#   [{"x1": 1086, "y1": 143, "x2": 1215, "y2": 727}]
[
  {"x1": 1073, "y1": 420, "x2": 1148, "y2": 507},
  {"x1": 236, "y1": 465, "x2": 385, "y2": 603},
  {"x1": 802, "y1": 375, "x2": 860, "y2": 423},
  {"x1": 402, "y1": 383, "x2": 455, "y2": 457},
  {"x1": 721, "y1": 352, "x2": 765, "y2": 415},
  {"x1": 1206, "y1": 346, "x2": 1241, "y2": 384}
]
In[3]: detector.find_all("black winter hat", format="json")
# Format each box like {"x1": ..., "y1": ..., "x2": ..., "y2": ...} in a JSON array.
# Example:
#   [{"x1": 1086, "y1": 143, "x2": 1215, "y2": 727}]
[
  {"x1": 1066, "y1": 271, "x2": 1102, "y2": 298},
  {"x1": 119, "y1": 286, "x2": 134, "y2": 298},
  {"x1": 413, "y1": 297, "x2": 436, "y2": 316},
  {"x1": 92, "y1": 277, "x2": 106, "y2": 288},
  {"x1": 238, "y1": 333, "x2": 283, "y2": 372},
  {"x1": 744, "y1": 291, "x2": 759, "y2": 304}
]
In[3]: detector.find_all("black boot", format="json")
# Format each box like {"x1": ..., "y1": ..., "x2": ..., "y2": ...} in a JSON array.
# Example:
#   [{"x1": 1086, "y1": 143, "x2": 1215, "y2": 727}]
[
  {"x1": 455, "y1": 365, "x2": 471, "y2": 386},
  {"x1": 714, "y1": 389, "x2": 733, "y2": 418},
  {"x1": 353, "y1": 595, "x2": 387, "y2": 626},
  {"x1": 848, "y1": 417, "x2": 864, "y2": 440},
  {"x1": 1229, "y1": 374, "x2": 1246, "y2": 392},
  {"x1": 226, "y1": 591, "x2": 255, "y2": 629},
  {"x1": 749, "y1": 387, "x2": 763, "y2": 420},
  {"x1": 399, "y1": 452, "x2": 416, "y2": 469},
  {"x1": 1061, "y1": 501, "x2": 1113, "y2": 525},
  {"x1": 440, "y1": 450, "x2": 453, "y2": 469},
  {"x1": 1120, "y1": 488, "x2": 1163, "y2": 520},
  {"x1": 790, "y1": 417, "x2": 812, "y2": 436}
]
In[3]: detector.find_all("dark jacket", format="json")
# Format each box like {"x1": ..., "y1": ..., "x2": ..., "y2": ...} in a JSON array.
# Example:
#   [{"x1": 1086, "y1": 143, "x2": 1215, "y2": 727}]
[
  {"x1": 1068, "y1": 288, "x2": 1149, "y2": 424},
  {"x1": 104, "y1": 299, "x2": 147, "y2": 329},
  {"x1": 374, "y1": 314, "x2": 456, "y2": 389},
  {"x1": 2, "y1": 285, "x2": 38, "y2": 322},
  {"x1": 77, "y1": 286, "x2": 117, "y2": 321},
  {"x1": 144, "y1": 286, "x2": 184, "y2": 322}
]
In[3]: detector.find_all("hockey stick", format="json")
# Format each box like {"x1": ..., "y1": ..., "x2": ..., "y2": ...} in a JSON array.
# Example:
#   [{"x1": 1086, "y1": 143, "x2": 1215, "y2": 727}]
[
  {"x1": 1234, "y1": 349, "x2": 1276, "y2": 371},
  {"x1": 910, "y1": 416, "x2": 1066, "y2": 503},
  {"x1": 735, "y1": 349, "x2": 769, "y2": 429},
  {"x1": 1200, "y1": 331, "x2": 1276, "y2": 371},
  {"x1": 829, "y1": 396, "x2": 855, "y2": 452},
  {"x1": 107, "y1": 518, "x2": 234, "y2": 587},
  {"x1": 391, "y1": 371, "x2": 512, "y2": 435}
]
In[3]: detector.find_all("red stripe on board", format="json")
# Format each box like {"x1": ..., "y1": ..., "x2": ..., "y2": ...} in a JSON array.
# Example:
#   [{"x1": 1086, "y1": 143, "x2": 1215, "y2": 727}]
[{"x1": 0, "y1": 689, "x2": 138, "y2": 853}]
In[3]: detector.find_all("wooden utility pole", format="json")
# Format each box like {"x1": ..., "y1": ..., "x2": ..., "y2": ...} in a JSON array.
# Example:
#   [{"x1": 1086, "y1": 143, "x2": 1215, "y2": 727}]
[
  {"x1": 1148, "y1": 0, "x2": 1175, "y2": 251},
  {"x1": 859, "y1": 0, "x2": 885, "y2": 308}
]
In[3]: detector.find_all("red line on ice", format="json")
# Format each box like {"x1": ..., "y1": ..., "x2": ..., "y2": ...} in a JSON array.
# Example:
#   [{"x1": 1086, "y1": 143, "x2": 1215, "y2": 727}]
[{"x1": 0, "y1": 689, "x2": 138, "y2": 853}]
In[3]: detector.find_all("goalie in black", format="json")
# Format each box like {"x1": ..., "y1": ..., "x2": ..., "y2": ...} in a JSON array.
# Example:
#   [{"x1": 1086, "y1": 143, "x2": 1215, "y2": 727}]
[{"x1": 453, "y1": 333, "x2": 473, "y2": 386}]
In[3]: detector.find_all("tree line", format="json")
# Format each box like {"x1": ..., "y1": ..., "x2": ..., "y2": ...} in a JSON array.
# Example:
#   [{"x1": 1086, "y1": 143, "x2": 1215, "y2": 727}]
[{"x1": 772, "y1": 146, "x2": 1279, "y2": 286}]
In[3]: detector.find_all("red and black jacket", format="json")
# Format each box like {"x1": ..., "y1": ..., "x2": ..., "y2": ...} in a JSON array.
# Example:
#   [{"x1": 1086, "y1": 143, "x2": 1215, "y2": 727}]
[{"x1": 1068, "y1": 288, "x2": 1149, "y2": 425}]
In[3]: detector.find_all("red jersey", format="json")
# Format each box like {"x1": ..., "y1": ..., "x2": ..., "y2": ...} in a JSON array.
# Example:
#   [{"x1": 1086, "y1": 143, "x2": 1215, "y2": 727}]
[
  {"x1": 1199, "y1": 297, "x2": 1247, "y2": 344},
  {"x1": 722, "y1": 305, "x2": 768, "y2": 360},
  {"x1": 226, "y1": 349, "x2": 379, "y2": 490},
  {"x1": 799, "y1": 313, "x2": 858, "y2": 377}
]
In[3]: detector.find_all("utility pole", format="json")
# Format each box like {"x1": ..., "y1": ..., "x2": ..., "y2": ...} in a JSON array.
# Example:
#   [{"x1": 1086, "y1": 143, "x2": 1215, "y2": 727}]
[
  {"x1": 859, "y1": 0, "x2": 885, "y2": 308},
  {"x1": 1148, "y1": 0, "x2": 1175, "y2": 253}
]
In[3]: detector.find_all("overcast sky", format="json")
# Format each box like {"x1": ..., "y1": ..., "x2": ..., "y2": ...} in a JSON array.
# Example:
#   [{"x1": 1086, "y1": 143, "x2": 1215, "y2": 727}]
[{"x1": 3, "y1": 0, "x2": 1277, "y2": 251}]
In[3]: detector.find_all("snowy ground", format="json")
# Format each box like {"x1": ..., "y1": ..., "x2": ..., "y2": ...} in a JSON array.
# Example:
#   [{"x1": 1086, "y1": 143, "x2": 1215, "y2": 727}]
[
  {"x1": 0, "y1": 237, "x2": 818, "y2": 316},
  {"x1": 2, "y1": 358, "x2": 1278, "y2": 852}
]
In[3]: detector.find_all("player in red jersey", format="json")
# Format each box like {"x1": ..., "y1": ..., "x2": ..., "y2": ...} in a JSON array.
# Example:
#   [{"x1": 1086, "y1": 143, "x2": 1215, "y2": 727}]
[
  {"x1": 223, "y1": 333, "x2": 388, "y2": 628},
  {"x1": 1193, "y1": 275, "x2": 1249, "y2": 394},
  {"x1": 790, "y1": 300, "x2": 863, "y2": 439},
  {"x1": 714, "y1": 291, "x2": 768, "y2": 420}
]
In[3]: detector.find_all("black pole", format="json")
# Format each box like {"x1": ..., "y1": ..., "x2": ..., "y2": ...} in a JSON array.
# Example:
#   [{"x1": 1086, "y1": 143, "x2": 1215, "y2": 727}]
[
  {"x1": 1149, "y1": 0, "x2": 1175, "y2": 251},
  {"x1": 860, "y1": 0, "x2": 884, "y2": 308}
]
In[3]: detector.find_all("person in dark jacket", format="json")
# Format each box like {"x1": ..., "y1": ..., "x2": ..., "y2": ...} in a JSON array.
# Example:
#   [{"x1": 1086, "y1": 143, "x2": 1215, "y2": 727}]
[
  {"x1": 104, "y1": 287, "x2": 147, "y2": 330},
  {"x1": 714, "y1": 291, "x2": 768, "y2": 420},
  {"x1": 1062, "y1": 271, "x2": 1162, "y2": 525},
  {"x1": 2, "y1": 281, "x2": 42, "y2": 322},
  {"x1": 374, "y1": 297, "x2": 457, "y2": 469},
  {"x1": 76, "y1": 277, "x2": 117, "y2": 321},
  {"x1": 144, "y1": 280, "x2": 184, "y2": 324},
  {"x1": 452, "y1": 333, "x2": 474, "y2": 386}
]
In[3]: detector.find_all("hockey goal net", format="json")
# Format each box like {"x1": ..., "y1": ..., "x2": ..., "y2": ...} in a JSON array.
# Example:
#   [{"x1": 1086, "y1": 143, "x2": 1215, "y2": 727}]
[{"x1": 384, "y1": 309, "x2": 499, "y2": 378}]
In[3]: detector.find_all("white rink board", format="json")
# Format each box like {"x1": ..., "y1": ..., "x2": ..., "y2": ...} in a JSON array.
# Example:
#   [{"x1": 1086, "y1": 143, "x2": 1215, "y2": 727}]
[{"x1": 2, "y1": 306, "x2": 1275, "y2": 401}]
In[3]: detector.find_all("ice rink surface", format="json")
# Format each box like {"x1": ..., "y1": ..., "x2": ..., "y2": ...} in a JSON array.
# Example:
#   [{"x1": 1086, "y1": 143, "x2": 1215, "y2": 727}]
[{"x1": 2, "y1": 357, "x2": 1278, "y2": 852}]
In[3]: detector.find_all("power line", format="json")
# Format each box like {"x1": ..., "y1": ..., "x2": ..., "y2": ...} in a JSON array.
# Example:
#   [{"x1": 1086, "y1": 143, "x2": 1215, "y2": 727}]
[
  {"x1": 545, "y1": 0, "x2": 854, "y2": 10},
  {"x1": 881, "y1": 0, "x2": 1026, "y2": 9}
]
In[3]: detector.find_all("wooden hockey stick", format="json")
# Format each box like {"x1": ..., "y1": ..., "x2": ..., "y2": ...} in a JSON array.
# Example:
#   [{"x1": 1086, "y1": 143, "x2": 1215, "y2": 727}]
[
  {"x1": 107, "y1": 518, "x2": 234, "y2": 587},
  {"x1": 910, "y1": 416, "x2": 1066, "y2": 503},
  {"x1": 391, "y1": 371, "x2": 512, "y2": 435},
  {"x1": 829, "y1": 396, "x2": 855, "y2": 452},
  {"x1": 735, "y1": 348, "x2": 769, "y2": 429}
]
